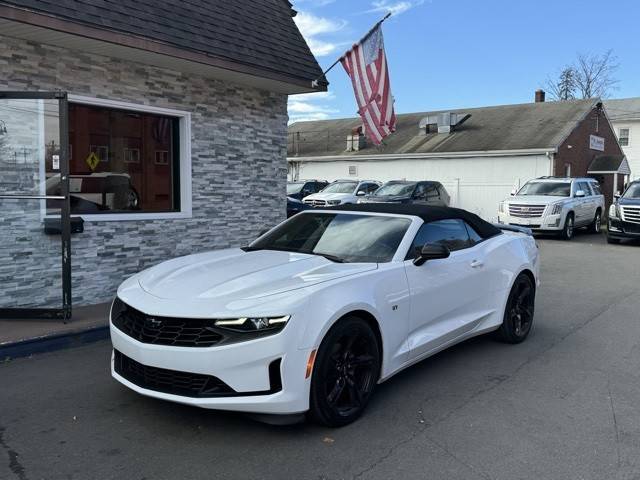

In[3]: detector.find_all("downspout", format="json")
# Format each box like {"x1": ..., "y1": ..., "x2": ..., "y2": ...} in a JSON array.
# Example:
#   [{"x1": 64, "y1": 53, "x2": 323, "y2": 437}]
[{"x1": 547, "y1": 151, "x2": 555, "y2": 176}]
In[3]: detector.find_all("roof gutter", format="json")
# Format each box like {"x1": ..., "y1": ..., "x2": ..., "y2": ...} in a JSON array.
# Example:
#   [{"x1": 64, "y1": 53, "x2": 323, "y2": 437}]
[
  {"x1": 0, "y1": 4, "x2": 326, "y2": 94},
  {"x1": 287, "y1": 148, "x2": 558, "y2": 162}
]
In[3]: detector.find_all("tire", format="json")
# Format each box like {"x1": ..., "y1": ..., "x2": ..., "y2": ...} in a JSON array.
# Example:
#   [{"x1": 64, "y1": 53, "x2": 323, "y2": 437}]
[
  {"x1": 560, "y1": 213, "x2": 574, "y2": 240},
  {"x1": 589, "y1": 210, "x2": 602, "y2": 233},
  {"x1": 496, "y1": 274, "x2": 535, "y2": 344},
  {"x1": 309, "y1": 317, "x2": 381, "y2": 427},
  {"x1": 607, "y1": 236, "x2": 620, "y2": 244}
]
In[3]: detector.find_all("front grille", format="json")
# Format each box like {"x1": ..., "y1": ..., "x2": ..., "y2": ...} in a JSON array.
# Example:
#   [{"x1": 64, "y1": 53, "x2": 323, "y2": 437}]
[
  {"x1": 303, "y1": 199, "x2": 327, "y2": 207},
  {"x1": 621, "y1": 206, "x2": 640, "y2": 224},
  {"x1": 112, "y1": 302, "x2": 223, "y2": 348},
  {"x1": 508, "y1": 204, "x2": 546, "y2": 218},
  {"x1": 113, "y1": 350, "x2": 235, "y2": 397}
]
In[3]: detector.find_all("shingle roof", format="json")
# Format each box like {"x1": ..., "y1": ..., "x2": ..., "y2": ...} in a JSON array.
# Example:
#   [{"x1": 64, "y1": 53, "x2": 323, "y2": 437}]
[
  {"x1": 588, "y1": 155, "x2": 631, "y2": 174},
  {"x1": 288, "y1": 99, "x2": 598, "y2": 158},
  {"x1": 604, "y1": 98, "x2": 640, "y2": 121},
  {"x1": 0, "y1": 0, "x2": 324, "y2": 86}
]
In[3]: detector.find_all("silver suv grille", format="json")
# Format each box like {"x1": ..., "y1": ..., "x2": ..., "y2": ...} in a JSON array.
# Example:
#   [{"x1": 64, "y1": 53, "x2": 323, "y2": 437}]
[
  {"x1": 303, "y1": 199, "x2": 327, "y2": 207},
  {"x1": 509, "y1": 204, "x2": 546, "y2": 218},
  {"x1": 621, "y1": 206, "x2": 640, "y2": 224}
]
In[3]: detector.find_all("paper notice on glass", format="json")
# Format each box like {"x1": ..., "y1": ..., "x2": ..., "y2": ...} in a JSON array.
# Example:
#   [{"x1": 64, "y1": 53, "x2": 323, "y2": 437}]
[{"x1": 52, "y1": 155, "x2": 60, "y2": 170}]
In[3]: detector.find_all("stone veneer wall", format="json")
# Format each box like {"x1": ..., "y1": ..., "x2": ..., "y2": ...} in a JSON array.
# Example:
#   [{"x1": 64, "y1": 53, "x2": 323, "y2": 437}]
[{"x1": 0, "y1": 34, "x2": 289, "y2": 308}]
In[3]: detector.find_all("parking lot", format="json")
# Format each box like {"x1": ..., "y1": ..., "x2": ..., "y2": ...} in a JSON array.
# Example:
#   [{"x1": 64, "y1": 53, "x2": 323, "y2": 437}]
[{"x1": 1, "y1": 232, "x2": 639, "y2": 480}]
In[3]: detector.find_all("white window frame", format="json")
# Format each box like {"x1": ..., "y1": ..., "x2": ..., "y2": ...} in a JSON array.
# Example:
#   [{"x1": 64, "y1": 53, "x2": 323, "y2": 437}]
[
  {"x1": 618, "y1": 127, "x2": 630, "y2": 147},
  {"x1": 57, "y1": 95, "x2": 193, "y2": 222}
]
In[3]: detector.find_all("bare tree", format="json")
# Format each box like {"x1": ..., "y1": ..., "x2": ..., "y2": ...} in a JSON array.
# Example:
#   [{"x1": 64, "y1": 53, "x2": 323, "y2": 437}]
[
  {"x1": 573, "y1": 50, "x2": 619, "y2": 99},
  {"x1": 543, "y1": 50, "x2": 620, "y2": 100},
  {"x1": 545, "y1": 67, "x2": 577, "y2": 101}
]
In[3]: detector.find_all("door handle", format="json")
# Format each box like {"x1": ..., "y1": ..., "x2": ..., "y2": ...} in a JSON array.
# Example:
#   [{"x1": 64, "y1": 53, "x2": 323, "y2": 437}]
[{"x1": 470, "y1": 260, "x2": 484, "y2": 268}]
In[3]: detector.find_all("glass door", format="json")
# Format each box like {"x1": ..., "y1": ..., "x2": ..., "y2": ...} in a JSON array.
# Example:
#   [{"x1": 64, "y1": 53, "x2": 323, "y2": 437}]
[{"x1": 0, "y1": 92, "x2": 71, "y2": 319}]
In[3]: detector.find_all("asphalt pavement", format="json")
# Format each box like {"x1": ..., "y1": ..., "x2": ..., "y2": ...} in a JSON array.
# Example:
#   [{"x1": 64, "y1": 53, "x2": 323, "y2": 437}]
[{"x1": 1, "y1": 231, "x2": 639, "y2": 480}]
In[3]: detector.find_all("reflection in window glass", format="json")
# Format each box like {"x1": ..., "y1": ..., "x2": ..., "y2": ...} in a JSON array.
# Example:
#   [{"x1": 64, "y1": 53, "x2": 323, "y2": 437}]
[{"x1": 51, "y1": 104, "x2": 180, "y2": 214}]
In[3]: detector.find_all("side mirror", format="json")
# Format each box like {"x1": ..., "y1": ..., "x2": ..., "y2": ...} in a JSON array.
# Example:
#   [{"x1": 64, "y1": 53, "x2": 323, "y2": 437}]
[
  {"x1": 510, "y1": 189, "x2": 517, "y2": 196},
  {"x1": 356, "y1": 190, "x2": 366, "y2": 196},
  {"x1": 413, "y1": 244, "x2": 450, "y2": 266},
  {"x1": 575, "y1": 190, "x2": 586, "y2": 198},
  {"x1": 614, "y1": 193, "x2": 621, "y2": 199}
]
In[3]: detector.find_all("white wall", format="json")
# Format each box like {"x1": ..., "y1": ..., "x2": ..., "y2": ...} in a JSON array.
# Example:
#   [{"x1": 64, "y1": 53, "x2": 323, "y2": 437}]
[
  {"x1": 290, "y1": 154, "x2": 552, "y2": 221},
  {"x1": 611, "y1": 119, "x2": 640, "y2": 181}
]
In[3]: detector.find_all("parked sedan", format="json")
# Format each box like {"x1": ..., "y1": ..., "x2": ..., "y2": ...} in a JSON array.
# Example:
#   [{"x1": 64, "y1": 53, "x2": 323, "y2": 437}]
[
  {"x1": 359, "y1": 180, "x2": 450, "y2": 206},
  {"x1": 286, "y1": 196, "x2": 310, "y2": 218},
  {"x1": 608, "y1": 180, "x2": 640, "y2": 243},
  {"x1": 287, "y1": 180, "x2": 328, "y2": 201},
  {"x1": 110, "y1": 203, "x2": 539, "y2": 427}
]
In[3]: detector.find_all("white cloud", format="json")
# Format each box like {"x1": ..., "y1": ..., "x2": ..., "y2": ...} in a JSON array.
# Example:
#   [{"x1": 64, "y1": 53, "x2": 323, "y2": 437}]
[
  {"x1": 367, "y1": 0, "x2": 425, "y2": 16},
  {"x1": 288, "y1": 91, "x2": 340, "y2": 124},
  {"x1": 294, "y1": 11, "x2": 347, "y2": 57}
]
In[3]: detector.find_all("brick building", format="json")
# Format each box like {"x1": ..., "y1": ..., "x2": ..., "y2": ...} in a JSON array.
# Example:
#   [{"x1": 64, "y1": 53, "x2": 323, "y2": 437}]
[{"x1": 0, "y1": 0, "x2": 324, "y2": 310}]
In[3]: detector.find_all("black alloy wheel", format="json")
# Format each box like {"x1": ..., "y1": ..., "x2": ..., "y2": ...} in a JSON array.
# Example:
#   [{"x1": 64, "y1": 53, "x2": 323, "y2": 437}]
[
  {"x1": 561, "y1": 213, "x2": 574, "y2": 240},
  {"x1": 310, "y1": 317, "x2": 380, "y2": 427},
  {"x1": 496, "y1": 274, "x2": 535, "y2": 344},
  {"x1": 590, "y1": 210, "x2": 602, "y2": 233}
]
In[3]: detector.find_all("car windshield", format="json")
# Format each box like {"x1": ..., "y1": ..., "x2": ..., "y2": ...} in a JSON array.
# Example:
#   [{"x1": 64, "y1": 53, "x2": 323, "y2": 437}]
[
  {"x1": 286, "y1": 182, "x2": 305, "y2": 195},
  {"x1": 518, "y1": 181, "x2": 571, "y2": 197},
  {"x1": 623, "y1": 183, "x2": 640, "y2": 199},
  {"x1": 247, "y1": 213, "x2": 411, "y2": 263},
  {"x1": 321, "y1": 182, "x2": 358, "y2": 194},
  {"x1": 374, "y1": 183, "x2": 416, "y2": 196}
]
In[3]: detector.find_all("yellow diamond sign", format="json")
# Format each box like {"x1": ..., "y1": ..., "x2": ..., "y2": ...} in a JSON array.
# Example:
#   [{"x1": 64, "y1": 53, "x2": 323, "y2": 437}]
[{"x1": 85, "y1": 152, "x2": 100, "y2": 171}]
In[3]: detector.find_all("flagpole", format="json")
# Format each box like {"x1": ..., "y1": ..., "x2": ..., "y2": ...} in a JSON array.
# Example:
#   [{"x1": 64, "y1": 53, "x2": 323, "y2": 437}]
[{"x1": 311, "y1": 12, "x2": 392, "y2": 88}]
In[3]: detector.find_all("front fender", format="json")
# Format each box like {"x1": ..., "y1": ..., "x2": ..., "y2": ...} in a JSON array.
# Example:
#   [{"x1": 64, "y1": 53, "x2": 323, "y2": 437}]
[{"x1": 297, "y1": 264, "x2": 411, "y2": 376}]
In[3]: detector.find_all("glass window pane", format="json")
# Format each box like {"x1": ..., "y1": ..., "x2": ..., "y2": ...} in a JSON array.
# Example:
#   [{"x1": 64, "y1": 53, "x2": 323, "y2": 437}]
[
  {"x1": 409, "y1": 219, "x2": 471, "y2": 254},
  {"x1": 68, "y1": 104, "x2": 178, "y2": 214}
]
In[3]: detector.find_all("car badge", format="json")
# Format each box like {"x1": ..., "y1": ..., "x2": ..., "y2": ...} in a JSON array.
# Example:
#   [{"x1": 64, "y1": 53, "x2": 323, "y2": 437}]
[{"x1": 146, "y1": 318, "x2": 162, "y2": 329}]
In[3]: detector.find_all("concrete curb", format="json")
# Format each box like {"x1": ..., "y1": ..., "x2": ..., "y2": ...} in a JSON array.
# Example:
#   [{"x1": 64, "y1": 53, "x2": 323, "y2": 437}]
[{"x1": 0, "y1": 325, "x2": 110, "y2": 361}]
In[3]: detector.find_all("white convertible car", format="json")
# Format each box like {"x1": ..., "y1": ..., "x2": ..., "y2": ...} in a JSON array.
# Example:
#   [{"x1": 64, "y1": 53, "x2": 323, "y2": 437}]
[{"x1": 110, "y1": 204, "x2": 539, "y2": 426}]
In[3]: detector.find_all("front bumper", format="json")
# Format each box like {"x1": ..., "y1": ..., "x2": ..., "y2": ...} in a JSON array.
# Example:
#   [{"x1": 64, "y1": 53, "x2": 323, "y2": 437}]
[
  {"x1": 608, "y1": 218, "x2": 640, "y2": 239},
  {"x1": 497, "y1": 212, "x2": 563, "y2": 232},
  {"x1": 110, "y1": 322, "x2": 313, "y2": 415}
]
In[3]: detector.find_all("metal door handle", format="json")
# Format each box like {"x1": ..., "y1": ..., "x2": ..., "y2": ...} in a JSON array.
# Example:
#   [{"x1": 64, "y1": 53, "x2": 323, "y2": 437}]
[{"x1": 470, "y1": 260, "x2": 484, "y2": 268}]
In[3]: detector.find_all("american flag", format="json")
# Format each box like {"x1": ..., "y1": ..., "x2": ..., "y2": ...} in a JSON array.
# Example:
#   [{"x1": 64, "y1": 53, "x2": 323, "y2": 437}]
[{"x1": 341, "y1": 24, "x2": 396, "y2": 145}]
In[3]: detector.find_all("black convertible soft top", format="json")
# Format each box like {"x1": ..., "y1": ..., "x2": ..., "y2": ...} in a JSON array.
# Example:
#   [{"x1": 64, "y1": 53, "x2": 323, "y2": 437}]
[{"x1": 329, "y1": 203, "x2": 502, "y2": 239}]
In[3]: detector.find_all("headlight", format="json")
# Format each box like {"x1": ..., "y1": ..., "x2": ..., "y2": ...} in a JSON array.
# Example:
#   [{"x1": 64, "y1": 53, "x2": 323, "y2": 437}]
[
  {"x1": 550, "y1": 203, "x2": 563, "y2": 215},
  {"x1": 214, "y1": 316, "x2": 290, "y2": 333},
  {"x1": 327, "y1": 200, "x2": 341, "y2": 205},
  {"x1": 498, "y1": 202, "x2": 505, "y2": 213},
  {"x1": 609, "y1": 203, "x2": 619, "y2": 219}
]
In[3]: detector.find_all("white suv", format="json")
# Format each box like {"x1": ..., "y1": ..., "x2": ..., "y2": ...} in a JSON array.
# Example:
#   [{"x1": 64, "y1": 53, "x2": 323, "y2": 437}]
[
  {"x1": 497, "y1": 177, "x2": 605, "y2": 240},
  {"x1": 302, "y1": 179, "x2": 381, "y2": 207}
]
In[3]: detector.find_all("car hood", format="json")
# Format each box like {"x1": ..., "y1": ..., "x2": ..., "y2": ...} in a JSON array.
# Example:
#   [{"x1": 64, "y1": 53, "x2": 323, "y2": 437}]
[
  {"x1": 619, "y1": 197, "x2": 640, "y2": 206},
  {"x1": 304, "y1": 192, "x2": 352, "y2": 201},
  {"x1": 135, "y1": 248, "x2": 376, "y2": 301},
  {"x1": 508, "y1": 195, "x2": 566, "y2": 204}
]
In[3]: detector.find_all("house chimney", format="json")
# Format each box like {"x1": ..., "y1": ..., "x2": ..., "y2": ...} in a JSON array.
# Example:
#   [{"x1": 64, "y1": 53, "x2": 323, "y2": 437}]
[{"x1": 535, "y1": 89, "x2": 546, "y2": 103}]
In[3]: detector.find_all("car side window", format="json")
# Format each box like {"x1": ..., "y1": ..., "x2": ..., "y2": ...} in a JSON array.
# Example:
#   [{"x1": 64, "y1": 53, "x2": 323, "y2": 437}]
[
  {"x1": 591, "y1": 182, "x2": 602, "y2": 195},
  {"x1": 425, "y1": 184, "x2": 440, "y2": 199},
  {"x1": 405, "y1": 219, "x2": 472, "y2": 260},
  {"x1": 413, "y1": 183, "x2": 427, "y2": 199},
  {"x1": 578, "y1": 181, "x2": 592, "y2": 196},
  {"x1": 367, "y1": 183, "x2": 379, "y2": 194},
  {"x1": 465, "y1": 222, "x2": 483, "y2": 245}
]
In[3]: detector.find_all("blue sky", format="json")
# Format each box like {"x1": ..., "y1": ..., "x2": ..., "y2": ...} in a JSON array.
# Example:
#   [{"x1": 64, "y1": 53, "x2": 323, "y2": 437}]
[{"x1": 289, "y1": 0, "x2": 640, "y2": 123}]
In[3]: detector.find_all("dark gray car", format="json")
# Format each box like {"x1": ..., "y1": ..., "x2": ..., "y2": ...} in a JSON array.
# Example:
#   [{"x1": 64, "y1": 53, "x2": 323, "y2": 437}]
[{"x1": 359, "y1": 180, "x2": 450, "y2": 206}]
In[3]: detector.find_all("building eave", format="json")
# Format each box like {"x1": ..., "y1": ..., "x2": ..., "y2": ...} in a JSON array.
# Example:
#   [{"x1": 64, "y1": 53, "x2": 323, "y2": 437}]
[
  {"x1": 0, "y1": 5, "x2": 326, "y2": 94},
  {"x1": 287, "y1": 148, "x2": 558, "y2": 163}
]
